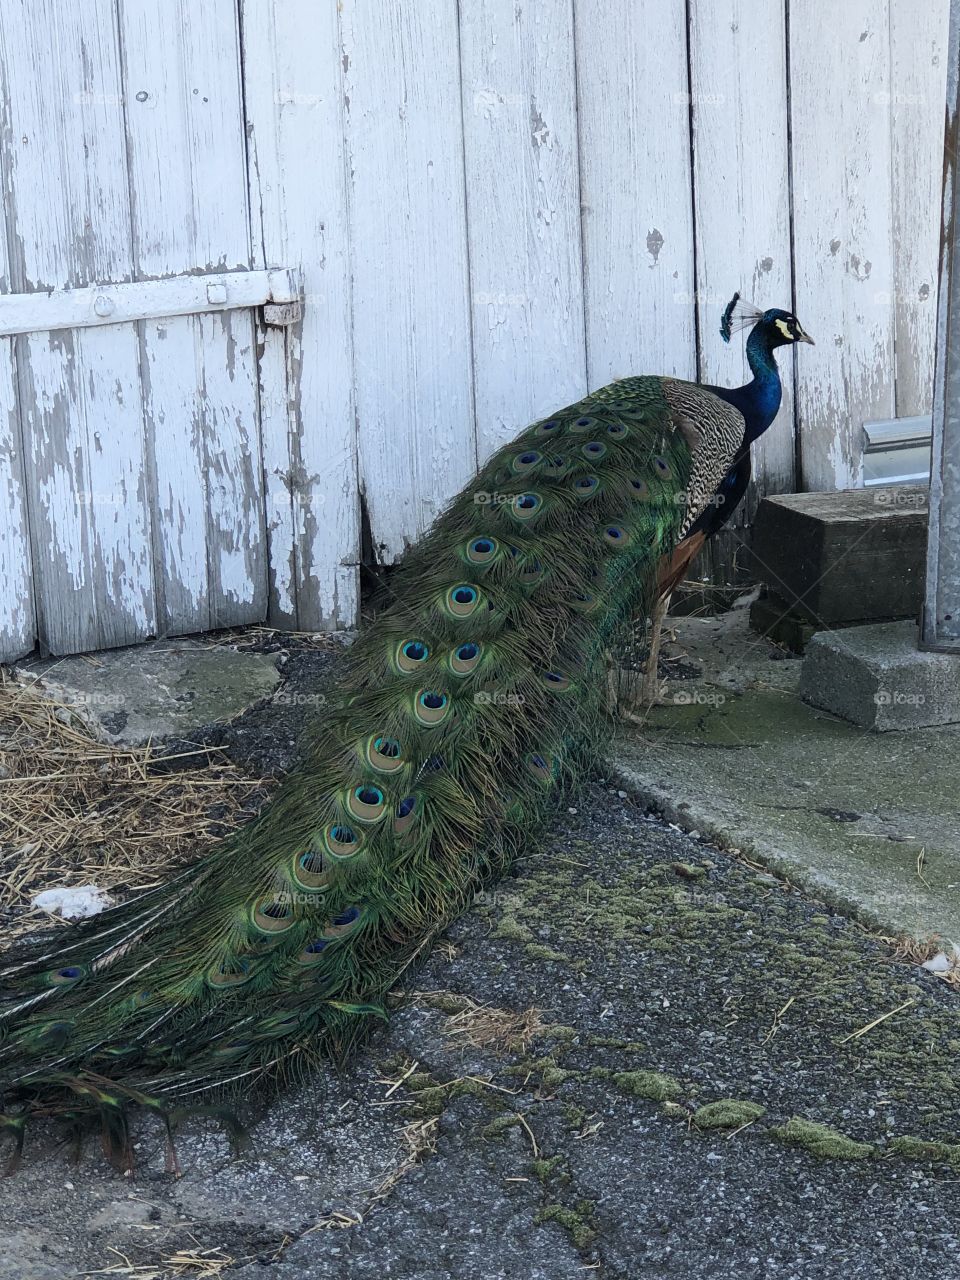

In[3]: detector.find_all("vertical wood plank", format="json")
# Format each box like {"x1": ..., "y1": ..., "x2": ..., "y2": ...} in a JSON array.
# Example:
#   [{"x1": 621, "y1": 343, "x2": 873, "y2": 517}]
[
  {"x1": 459, "y1": 0, "x2": 587, "y2": 461},
  {"x1": 241, "y1": 0, "x2": 360, "y2": 629},
  {"x1": 341, "y1": 0, "x2": 475, "y2": 561},
  {"x1": 790, "y1": 0, "x2": 895, "y2": 491},
  {"x1": 575, "y1": 0, "x2": 696, "y2": 388},
  {"x1": 689, "y1": 0, "x2": 795, "y2": 509},
  {"x1": 197, "y1": 310, "x2": 264, "y2": 627},
  {"x1": 119, "y1": 0, "x2": 265, "y2": 634},
  {"x1": 0, "y1": 338, "x2": 33, "y2": 660},
  {"x1": 889, "y1": 0, "x2": 950, "y2": 417},
  {"x1": 0, "y1": 133, "x2": 33, "y2": 659},
  {"x1": 0, "y1": 0, "x2": 155, "y2": 654}
]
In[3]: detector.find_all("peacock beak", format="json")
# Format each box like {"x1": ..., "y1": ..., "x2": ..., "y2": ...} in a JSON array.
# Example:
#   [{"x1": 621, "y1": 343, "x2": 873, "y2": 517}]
[{"x1": 796, "y1": 328, "x2": 815, "y2": 345}]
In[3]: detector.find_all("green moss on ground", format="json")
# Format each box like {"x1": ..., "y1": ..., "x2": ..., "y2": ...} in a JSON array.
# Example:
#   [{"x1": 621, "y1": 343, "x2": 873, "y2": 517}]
[
  {"x1": 610, "y1": 1070, "x2": 683, "y2": 1102},
  {"x1": 772, "y1": 1118, "x2": 874, "y2": 1160},
  {"x1": 480, "y1": 825, "x2": 960, "y2": 1151},
  {"x1": 693, "y1": 1099, "x2": 766, "y2": 1130},
  {"x1": 481, "y1": 1114, "x2": 521, "y2": 1140},
  {"x1": 535, "y1": 1201, "x2": 597, "y2": 1250},
  {"x1": 888, "y1": 1136, "x2": 960, "y2": 1167},
  {"x1": 531, "y1": 1155, "x2": 571, "y2": 1186}
]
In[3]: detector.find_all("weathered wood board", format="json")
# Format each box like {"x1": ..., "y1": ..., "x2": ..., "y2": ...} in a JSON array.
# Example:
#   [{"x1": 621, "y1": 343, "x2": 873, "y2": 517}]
[
  {"x1": 889, "y1": 0, "x2": 950, "y2": 418},
  {"x1": 120, "y1": 0, "x2": 265, "y2": 636},
  {"x1": 690, "y1": 0, "x2": 795, "y2": 514},
  {"x1": 340, "y1": 0, "x2": 476, "y2": 562},
  {"x1": 459, "y1": 0, "x2": 587, "y2": 462},
  {"x1": 242, "y1": 0, "x2": 360, "y2": 630},
  {"x1": 790, "y1": 0, "x2": 896, "y2": 491},
  {"x1": 575, "y1": 0, "x2": 697, "y2": 389},
  {"x1": 0, "y1": 1, "x2": 155, "y2": 654}
]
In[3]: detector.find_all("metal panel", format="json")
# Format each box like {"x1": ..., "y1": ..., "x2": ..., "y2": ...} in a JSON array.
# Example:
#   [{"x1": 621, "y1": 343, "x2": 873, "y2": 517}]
[
  {"x1": 0, "y1": 269, "x2": 298, "y2": 337},
  {"x1": 923, "y1": 0, "x2": 960, "y2": 651}
]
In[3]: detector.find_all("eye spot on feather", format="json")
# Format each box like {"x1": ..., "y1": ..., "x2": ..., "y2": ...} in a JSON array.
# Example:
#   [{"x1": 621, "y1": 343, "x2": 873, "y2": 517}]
[
  {"x1": 540, "y1": 670, "x2": 572, "y2": 692},
  {"x1": 603, "y1": 524, "x2": 630, "y2": 549},
  {"x1": 518, "y1": 557, "x2": 545, "y2": 586},
  {"x1": 397, "y1": 640, "x2": 430, "y2": 673},
  {"x1": 466, "y1": 536, "x2": 498, "y2": 566},
  {"x1": 347, "y1": 785, "x2": 388, "y2": 823},
  {"x1": 573, "y1": 475, "x2": 599, "y2": 499},
  {"x1": 582, "y1": 441, "x2": 607, "y2": 460},
  {"x1": 606, "y1": 421, "x2": 628, "y2": 439},
  {"x1": 449, "y1": 641, "x2": 482, "y2": 675},
  {"x1": 367, "y1": 735, "x2": 404, "y2": 774},
  {"x1": 208, "y1": 960, "x2": 255, "y2": 989},
  {"x1": 511, "y1": 450, "x2": 542, "y2": 474},
  {"x1": 415, "y1": 689, "x2": 450, "y2": 726},
  {"x1": 445, "y1": 583, "x2": 483, "y2": 617},
  {"x1": 510, "y1": 492, "x2": 542, "y2": 522},
  {"x1": 570, "y1": 590, "x2": 600, "y2": 614},
  {"x1": 654, "y1": 456, "x2": 671, "y2": 477},
  {"x1": 534, "y1": 418, "x2": 560, "y2": 436},
  {"x1": 253, "y1": 897, "x2": 295, "y2": 934},
  {"x1": 543, "y1": 454, "x2": 568, "y2": 476},
  {"x1": 322, "y1": 824, "x2": 361, "y2": 860},
  {"x1": 50, "y1": 965, "x2": 84, "y2": 986},
  {"x1": 629, "y1": 477, "x2": 649, "y2": 499},
  {"x1": 394, "y1": 794, "x2": 418, "y2": 834},
  {"x1": 296, "y1": 937, "x2": 329, "y2": 965},
  {"x1": 526, "y1": 751, "x2": 556, "y2": 784},
  {"x1": 322, "y1": 905, "x2": 362, "y2": 940},
  {"x1": 570, "y1": 414, "x2": 598, "y2": 433},
  {"x1": 294, "y1": 846, "x2": 334, "y2": 890}
]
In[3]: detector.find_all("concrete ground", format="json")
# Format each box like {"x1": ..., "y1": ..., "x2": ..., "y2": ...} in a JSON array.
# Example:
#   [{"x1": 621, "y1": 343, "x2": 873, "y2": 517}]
[
  {"x1": 2, "y1": 621, "x2": 960, "y2": 1279},
  {"x1": 616, "y1": 602, "x2": 960, "y2": 947}
]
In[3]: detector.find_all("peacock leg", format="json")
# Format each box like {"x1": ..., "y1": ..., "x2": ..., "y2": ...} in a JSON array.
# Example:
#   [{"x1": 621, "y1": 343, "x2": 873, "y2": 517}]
[{"x1": 641, "y1": 591, "x2": 671, "y2": 705}]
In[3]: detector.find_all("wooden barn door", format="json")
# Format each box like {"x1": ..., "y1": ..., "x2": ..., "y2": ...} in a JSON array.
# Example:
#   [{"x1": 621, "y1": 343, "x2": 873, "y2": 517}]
[{"x1": 0, "y1": 0, "x2": 338, "y2": 662}]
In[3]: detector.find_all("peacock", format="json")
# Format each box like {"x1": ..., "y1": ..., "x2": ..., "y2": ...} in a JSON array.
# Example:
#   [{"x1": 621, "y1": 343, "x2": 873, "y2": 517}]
[
  {"x1": 0, "y1": 294, "x2": 812, "y2": 1171},
  {"x1": 639, "y1": 293, "x2": 813, "y2": 701}
]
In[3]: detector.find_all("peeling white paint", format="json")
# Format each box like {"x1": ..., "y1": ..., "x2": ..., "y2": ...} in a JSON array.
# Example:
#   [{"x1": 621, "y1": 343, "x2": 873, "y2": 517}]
[{"x1": 0, "y1": 0, "x2": 950, "y2": 657}]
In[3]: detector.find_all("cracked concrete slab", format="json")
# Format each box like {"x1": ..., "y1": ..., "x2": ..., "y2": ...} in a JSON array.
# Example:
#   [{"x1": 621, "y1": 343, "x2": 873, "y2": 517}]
[
  {"x1": 16, "y1": 640, "x2": 281, "y2": 745},
  {"x1": 614, "y1": 607, "x2": 960, "y2": 946}
]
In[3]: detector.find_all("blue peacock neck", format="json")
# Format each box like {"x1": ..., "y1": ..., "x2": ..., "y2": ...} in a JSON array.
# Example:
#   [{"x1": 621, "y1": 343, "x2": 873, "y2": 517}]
[{"x1": 709, "y1": 322, "x2": 784, "y2": 445}]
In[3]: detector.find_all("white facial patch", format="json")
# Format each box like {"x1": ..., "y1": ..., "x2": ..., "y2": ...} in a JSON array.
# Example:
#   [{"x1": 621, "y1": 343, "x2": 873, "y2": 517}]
[{"x1": 774, "y1": 318, "x2": 794, "y2": 341}]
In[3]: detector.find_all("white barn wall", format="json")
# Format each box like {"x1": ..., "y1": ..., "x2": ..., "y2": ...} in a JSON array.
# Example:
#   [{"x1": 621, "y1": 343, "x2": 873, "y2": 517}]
[{"x1": 0, "y1": 0, "x2": 949, "y2": 657}]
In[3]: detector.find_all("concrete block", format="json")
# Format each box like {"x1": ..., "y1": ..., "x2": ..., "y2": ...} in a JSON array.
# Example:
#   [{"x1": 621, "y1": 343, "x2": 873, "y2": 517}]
[
  {"x1": 16, "y1": 639, "x2": 280, "y2": 744},
  {"x1": 749, "y1": 589, "x2": 819, "y2": 653},
  {"x1": 800, "y1": 620, "x2": 960, "y2": 731},
  {"x1": 751, "y1": 487, "x2": 927, "y2": 627}
]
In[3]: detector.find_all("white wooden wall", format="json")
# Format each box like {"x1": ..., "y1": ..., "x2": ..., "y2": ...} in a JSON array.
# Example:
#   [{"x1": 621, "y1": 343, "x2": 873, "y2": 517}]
[{"x1": 0, "y1": 0, "x2": 950, "y2": 658}]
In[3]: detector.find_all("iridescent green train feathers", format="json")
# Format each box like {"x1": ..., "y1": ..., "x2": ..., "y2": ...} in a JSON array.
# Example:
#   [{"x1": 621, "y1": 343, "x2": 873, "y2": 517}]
[{"x1": 0, "y1": 373, "x2": 741, "y2": 1171}]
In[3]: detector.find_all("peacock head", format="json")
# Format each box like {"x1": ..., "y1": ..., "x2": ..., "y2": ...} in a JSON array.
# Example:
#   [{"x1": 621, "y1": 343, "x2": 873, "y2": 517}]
[{"x1": 721, "y1": 292, "x2": 814, "y2": 347}]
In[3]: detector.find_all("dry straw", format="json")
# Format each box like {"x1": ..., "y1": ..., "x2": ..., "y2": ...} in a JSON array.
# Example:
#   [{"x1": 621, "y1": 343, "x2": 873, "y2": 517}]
[{"x1": 0, "y1": 670, "x2": 270, "y2": 929}]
